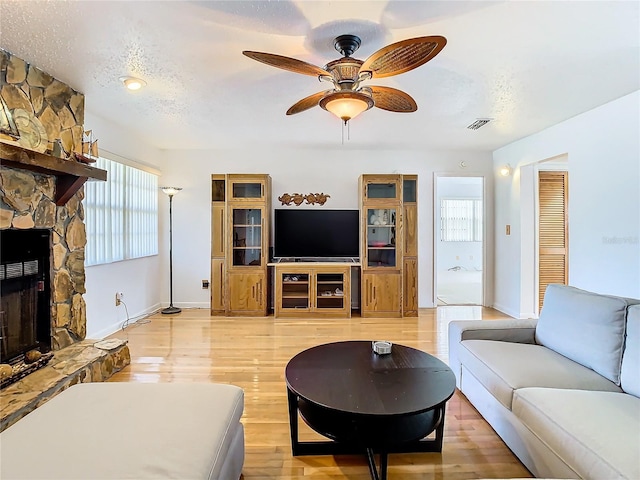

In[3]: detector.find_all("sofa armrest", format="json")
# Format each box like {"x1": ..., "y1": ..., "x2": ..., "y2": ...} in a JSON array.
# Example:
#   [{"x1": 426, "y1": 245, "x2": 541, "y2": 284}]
[
  {"x1": 449, "y1": 319, "x2": 538, "y2": 344},
  {"x1": 448, "y1": 319, "x2": 538, "y2": 388}
]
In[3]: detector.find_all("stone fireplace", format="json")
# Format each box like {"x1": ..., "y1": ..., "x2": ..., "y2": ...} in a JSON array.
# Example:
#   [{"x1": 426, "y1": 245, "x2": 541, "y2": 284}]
[
  {"x1": 0, "y1": 50, "x2": 130, "y2": 431},
  {"x1": 1, "y1": 169, "x2": 88, "y2": 352}
]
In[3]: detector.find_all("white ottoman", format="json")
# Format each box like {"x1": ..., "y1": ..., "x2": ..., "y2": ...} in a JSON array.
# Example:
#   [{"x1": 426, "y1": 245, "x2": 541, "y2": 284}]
[{"x1": 0, "y1": 382, "x2": 244, "y2": 479}]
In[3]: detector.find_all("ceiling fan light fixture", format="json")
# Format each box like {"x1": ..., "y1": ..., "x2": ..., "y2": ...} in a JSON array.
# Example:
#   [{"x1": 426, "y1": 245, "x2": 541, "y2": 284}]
[{"x1": 319, "y1": 91, "x2": 374, "y2": 123}]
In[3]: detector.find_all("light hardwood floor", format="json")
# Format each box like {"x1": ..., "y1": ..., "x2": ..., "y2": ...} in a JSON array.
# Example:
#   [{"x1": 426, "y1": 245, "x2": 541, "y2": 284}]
[{"x1": 108, "y1": 307, "x2": 532, "y2": 479}]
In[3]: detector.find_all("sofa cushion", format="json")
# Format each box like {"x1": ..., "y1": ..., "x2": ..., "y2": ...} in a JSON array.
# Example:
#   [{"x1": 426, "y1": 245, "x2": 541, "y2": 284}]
[
  {"x1": 513, "y1": 388, "x2": 640, "y2": 480},
  {"x1": 535, "y1": 284, "x2": 635, "y2": 385},
  {"x1": 621, "y1": 305, "x2": 640, "y2": 397},
  {"x1": 459, "y1": 339, "x2": 622, "y2": 409},
  {"x1": 0, "y1": 382, "x2": 245, "y2": 479}
]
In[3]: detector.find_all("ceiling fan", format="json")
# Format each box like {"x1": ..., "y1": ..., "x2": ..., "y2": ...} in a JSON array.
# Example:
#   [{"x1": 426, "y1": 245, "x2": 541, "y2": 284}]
[{"x1": 243, "y1": 34, "x2": 447, "y2": 124}]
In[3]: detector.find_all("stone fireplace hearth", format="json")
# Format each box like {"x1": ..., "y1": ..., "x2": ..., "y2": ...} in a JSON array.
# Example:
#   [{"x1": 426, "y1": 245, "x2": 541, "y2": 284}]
[{"x1": 0, "y1": 50, "x2": 130, "y2": 431}]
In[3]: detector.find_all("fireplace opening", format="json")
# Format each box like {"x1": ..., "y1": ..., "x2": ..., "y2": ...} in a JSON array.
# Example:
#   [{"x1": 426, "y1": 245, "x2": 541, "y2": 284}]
[{"x1": 0, "y1": 229, "x2": 52, "y2": 376}]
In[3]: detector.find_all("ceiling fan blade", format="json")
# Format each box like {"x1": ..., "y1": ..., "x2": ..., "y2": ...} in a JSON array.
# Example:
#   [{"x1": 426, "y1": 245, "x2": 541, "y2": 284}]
[
  {"x1": 243, "y1": 51, "x2": 330, "y2": 77},
  {"x1": 359, "y1": 36, "x2": 447, "y2": 78},
  {"x1": 286, "y1": 91, "x2": 330, "y2": 115},
  {"x1": 369, "y1": 86, "x2": 417, "y2": 112}
]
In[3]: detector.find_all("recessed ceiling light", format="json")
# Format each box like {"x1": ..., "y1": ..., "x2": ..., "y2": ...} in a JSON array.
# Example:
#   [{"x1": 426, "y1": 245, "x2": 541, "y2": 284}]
[{"x1": 119, "y1": 76, "x2": 147, "y2": 91}]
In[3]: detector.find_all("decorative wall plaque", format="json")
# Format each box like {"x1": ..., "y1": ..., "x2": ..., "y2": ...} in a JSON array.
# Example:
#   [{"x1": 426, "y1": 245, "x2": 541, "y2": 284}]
[{"x1": 278, "y1": 193, "x2": 331, "y2": 206}]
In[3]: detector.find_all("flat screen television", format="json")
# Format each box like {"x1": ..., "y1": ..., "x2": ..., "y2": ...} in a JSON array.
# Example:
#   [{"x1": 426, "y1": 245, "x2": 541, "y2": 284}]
[{"x1": 274, "y1": 209, "x2": 359, "y2": 259}]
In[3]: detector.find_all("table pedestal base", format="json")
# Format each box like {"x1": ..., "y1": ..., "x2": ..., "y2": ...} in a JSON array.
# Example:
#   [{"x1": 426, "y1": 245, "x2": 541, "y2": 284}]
[
  {"x1": 287, "y1": 388, "x2": 447, "y2": 480},
  {"x1": 366, "y1": 448, "x2": 388, "y2": 480}
]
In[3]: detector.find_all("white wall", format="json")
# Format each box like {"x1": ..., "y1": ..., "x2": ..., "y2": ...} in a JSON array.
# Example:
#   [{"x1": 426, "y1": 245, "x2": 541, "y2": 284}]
[
  {"x1": 157, "y1": 148, "x2": 494, "y2": 309},
  {"x1": 83, "y1": 111, "x2": 165, "y2": 338},
  {"x1": 494, "y1": 91, "x2": 640, "y2": 317}
]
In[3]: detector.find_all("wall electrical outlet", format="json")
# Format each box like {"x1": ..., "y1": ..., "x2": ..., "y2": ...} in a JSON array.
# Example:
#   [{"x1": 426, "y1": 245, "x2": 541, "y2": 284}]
[
  {"x1": 115, "y1": 292, "x2": 123, "y2": 306},
  {"x1": 202, "y1": 280, "x2": 210, "y2": 289}
]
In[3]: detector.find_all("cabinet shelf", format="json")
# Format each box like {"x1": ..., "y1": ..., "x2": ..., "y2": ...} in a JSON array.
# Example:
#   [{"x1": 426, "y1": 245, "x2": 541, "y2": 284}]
[{"x1": 274, "y1": 264, "x2": 350, "y2": 318}]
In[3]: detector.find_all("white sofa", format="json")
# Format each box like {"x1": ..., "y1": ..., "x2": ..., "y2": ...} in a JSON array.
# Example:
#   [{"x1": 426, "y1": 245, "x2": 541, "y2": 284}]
[
  {"x1": 0, "y1": 382, "x2": 245, "y2": 479},
  {"x1": 448, "y1": 284, "x2": 640, "y2": 479}
]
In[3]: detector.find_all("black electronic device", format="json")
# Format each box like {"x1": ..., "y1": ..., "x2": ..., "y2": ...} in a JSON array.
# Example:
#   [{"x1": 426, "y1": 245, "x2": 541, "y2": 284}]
[{"x1": 273, "y1": 209, "x2": 359, "y2": 260}]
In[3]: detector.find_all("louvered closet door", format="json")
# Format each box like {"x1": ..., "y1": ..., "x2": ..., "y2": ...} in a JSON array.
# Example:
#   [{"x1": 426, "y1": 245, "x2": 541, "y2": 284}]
[{"x1": 538, "y1": 171, "x2": 568, "y2": 311}]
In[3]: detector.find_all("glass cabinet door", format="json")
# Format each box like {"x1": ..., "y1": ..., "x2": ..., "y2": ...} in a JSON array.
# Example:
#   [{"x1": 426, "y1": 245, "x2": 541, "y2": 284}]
[
  {"x1": 231, "y1": 208, "x2": 263, "y2": 267},
  {"x1": 315, "y1": 273, "x2": 345, "y2": 310},
  {"x1": 231, "y1": 182, "x2": 263, "y2": 199},
  {"x1": 403, "y1": 177, "x2": 417, "y2": 203},
  {"x1": 280, "y1": 272, "x2": 309, "y2": 310},
  {"x1": 362, "y1": 176, "x2": 401, "y2": 202},
  {"x1": 366, "y1": 182, "x2": 397, "y2": 199},
  {"x1": 228, "y1": 175, "x2": 267, "y2": 201},
  {"x1": 366, "y1": 207, "x2": 398, "y2": 268},
  {"x1": 211, "y1": 178, "x2": 225, "y2": 202}
]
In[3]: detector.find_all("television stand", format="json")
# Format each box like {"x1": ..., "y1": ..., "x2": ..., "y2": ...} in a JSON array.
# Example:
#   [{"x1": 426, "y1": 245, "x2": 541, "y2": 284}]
[{"x1": 271, "y1": 262, "x2": 358, "y2": 318}]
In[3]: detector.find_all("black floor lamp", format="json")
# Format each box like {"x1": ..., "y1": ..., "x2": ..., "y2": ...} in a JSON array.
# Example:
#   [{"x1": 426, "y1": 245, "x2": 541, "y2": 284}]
[{"x1": 161, "y1": 186, "x2": 182, "y2": 315}]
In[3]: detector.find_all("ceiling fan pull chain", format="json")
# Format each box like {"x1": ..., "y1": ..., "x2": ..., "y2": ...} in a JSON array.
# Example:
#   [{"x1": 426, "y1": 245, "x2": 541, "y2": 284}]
[{"x1": 348, "y1": 120, "x2": 351, "y2": 141}]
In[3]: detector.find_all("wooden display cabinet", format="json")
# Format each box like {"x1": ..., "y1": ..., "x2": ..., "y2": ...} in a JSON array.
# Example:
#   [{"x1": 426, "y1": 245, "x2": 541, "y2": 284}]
[
  {"x1": 211, "y1": 174, "x2": 271, "y2": 316},
  {"x1": 274, "y1": 263, "x2": 352, "y2": 318},
  {"x1": 360, "y1": 174, "x2": 418, "y2": 317},
  {"x1": 360, "y1": 174, "x2": 403, "y2": 318}
]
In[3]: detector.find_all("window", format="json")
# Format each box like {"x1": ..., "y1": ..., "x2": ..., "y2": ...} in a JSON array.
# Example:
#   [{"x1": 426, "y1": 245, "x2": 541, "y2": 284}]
[
  {"x1": 84, "y1": 157, "x2": 158, "y2": 266},
  {"x1": 440, "y1": 198, "x2": 482, "y2": 242}
]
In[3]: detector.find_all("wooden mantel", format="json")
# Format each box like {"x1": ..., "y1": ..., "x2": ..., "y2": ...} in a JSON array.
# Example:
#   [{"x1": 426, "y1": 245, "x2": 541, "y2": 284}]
[{"x1": 0, "y1": 142, "x2": 107, "y2": 205}]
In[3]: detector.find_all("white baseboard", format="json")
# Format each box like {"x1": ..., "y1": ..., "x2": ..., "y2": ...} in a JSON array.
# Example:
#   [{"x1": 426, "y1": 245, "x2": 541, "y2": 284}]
[
  {"x1": 88, "y1": 303, "x2": 161, "y2": 340},
  {"x1": 492, "y1": 302, "x2": 521, "y2": 319},
  {"x1": 171, "y1": 302, "x2": 210, "y2": 309}
]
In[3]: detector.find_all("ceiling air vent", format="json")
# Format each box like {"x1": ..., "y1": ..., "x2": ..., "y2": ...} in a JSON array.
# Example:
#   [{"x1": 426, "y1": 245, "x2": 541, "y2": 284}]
[{"x1": 467, "y1": 118, "x2": 492, "y2": 130}]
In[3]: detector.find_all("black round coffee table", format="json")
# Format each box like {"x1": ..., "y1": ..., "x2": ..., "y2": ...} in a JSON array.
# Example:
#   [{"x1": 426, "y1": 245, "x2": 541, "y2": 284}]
[{"x1": 285, "y1": 341, "x2": 456, "y2": 480}]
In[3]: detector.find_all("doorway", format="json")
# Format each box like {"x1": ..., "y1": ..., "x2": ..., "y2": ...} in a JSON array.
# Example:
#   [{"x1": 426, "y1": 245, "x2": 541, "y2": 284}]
[{"x1": 435, "y1": 176, "x2": 484, "y2": 305}]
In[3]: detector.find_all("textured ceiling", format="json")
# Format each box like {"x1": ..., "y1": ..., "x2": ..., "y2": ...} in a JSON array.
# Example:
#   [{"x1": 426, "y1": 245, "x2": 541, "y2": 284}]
[{"x1": 1, "y1": 0, "x2": 638, "y2": 152}]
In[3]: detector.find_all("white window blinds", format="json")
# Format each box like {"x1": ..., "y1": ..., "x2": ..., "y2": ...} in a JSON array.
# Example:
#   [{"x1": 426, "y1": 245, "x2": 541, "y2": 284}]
[
  {"x1": 85, "y1": 157, "x2": 158, "y2": 266},
  {"x1": 440, "y1": 198, "x2": 483, "y2": 242}
]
